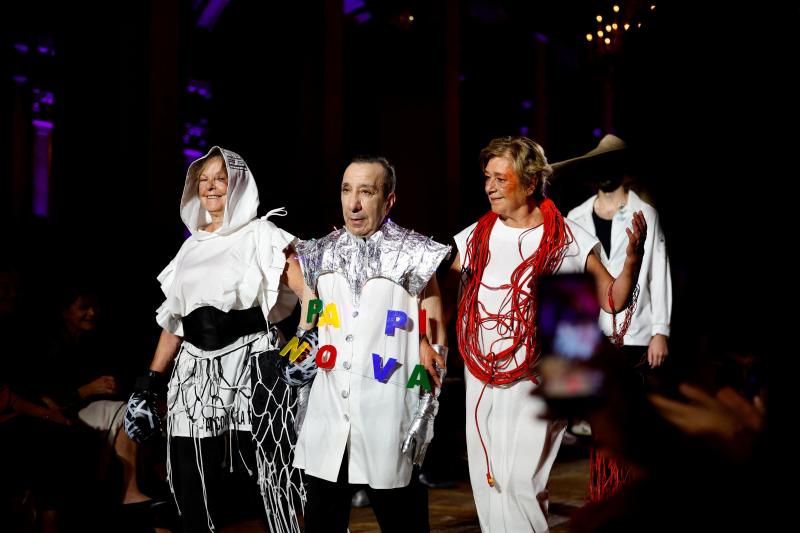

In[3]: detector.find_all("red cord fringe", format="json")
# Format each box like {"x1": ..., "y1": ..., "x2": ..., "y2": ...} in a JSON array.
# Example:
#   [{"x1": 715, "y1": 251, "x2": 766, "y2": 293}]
[
  {"x1": 457, "y1": 198, "x2": 572, "y2": 386},
  {"x1": 589, "y1": 448, "x2": 630, "y2": 501},
  {"x1": 607, "y1": 279, "x2": 640, "y2": 348}
]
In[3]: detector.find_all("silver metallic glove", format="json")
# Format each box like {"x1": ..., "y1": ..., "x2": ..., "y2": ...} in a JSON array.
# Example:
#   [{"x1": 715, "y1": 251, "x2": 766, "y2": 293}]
[
  {"x1": 401, "y1": 344, "x2": 448, "y2": 465},
  {"x1": 401, "y1": 393, "x2": 439, "y2": 465},
  {"x1": 430, "y1": 344, "x2": 448, "y2": 398}
]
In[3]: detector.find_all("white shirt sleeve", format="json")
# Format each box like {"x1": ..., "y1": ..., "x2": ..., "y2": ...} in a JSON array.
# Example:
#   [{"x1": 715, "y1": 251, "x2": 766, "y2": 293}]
[{"x1": 647, "y1": 212, "x2": 672, "y2": 337}]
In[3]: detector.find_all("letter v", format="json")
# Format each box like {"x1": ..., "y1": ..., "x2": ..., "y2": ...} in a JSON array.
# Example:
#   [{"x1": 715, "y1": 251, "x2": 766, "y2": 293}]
[{"x1": 372, "y1": 353, "x2": 401, "y2": 383}]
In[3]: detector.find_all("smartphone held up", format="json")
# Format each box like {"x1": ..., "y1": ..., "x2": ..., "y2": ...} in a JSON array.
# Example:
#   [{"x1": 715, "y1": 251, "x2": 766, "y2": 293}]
[{"x1": 536, "y1": 273, "x2": 611, "y2": 416}]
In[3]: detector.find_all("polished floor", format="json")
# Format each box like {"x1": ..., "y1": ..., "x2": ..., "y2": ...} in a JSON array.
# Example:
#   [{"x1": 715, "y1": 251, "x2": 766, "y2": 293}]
[
  {"x1": 222, "y1": 443, "x2": 590, "y2": 532},
  {"x1": 347, "y1": 450, "x2": 589, "y2": 533}
]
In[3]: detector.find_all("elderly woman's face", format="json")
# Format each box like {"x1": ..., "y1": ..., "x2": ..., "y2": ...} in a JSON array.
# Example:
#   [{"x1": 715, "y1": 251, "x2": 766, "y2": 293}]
[
  {"x1": 484, "y1": 156, "x2": 534, "y2": 217},
  {"x1": 198, "y1": 157, "x2": 228, "y2": 217}
]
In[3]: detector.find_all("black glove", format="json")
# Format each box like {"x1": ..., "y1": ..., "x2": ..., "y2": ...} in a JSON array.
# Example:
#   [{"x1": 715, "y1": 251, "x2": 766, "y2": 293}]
[
  {"x1": 251, "y1": 327, "x2": 318, "y2": 443},
  {"x1": 124, "y1": 370, "x2": 163, "y2": 443},
  {"x1": 283, "y1": 327, "x2": 320, "y2": 386},
  {"x1": 259, "y1": 327, "x2": 319, "y2": 387}
]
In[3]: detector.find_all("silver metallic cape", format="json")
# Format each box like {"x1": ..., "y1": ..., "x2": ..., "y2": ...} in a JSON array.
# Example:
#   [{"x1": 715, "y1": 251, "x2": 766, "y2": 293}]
[{"x1": 295, "y1": 220, "x2": 451, "y2": 305}]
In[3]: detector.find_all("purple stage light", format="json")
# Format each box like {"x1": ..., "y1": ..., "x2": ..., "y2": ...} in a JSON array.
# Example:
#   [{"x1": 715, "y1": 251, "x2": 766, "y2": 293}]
[
  {"x1": 13, "y1": 43, "x2": 29, "y2": 54},
  {"x1": 186, "y1": 79, "x2": 212, "y2": 100},
  {"x1": 32, "y1": 89, "x2": 56, "y2": 114},
  {"x1": 196, "y1": 0, "x2": 231, "y2": 30},
  {"x1": 32, "y1": 120, "x2": 54, "y2": 217},
  {"x1": 344, "y1": 0, "x2": 365, "y2": 15}
]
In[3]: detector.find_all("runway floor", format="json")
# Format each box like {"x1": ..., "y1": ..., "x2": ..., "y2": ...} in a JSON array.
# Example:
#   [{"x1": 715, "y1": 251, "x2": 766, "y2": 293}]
[{"x1": 223, "y1": 443, "x2": 590, "y2": 532}]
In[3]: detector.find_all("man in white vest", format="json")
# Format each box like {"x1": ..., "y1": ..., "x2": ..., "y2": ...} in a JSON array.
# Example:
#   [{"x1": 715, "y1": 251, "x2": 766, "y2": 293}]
[{"x1": 293, "y1": 156, "x2": 450, "y2": 532}]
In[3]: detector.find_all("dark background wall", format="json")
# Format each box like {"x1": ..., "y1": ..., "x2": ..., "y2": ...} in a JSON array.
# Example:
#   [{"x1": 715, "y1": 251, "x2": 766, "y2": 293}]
[{"x1": 2, "y1": 0, "x2": 797, "y2": 371}]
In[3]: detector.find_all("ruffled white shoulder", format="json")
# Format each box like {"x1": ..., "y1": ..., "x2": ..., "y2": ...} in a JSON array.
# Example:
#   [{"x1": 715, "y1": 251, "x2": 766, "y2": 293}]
[
  {"x1": 253, "y1": 212, "x2": 297, "y2": 323},
  {"x1": 154, "y1": 212, "x2": 297, "y2": 335},
  {"x1": 155, "y1": 242, "x2": 189, "y2": 336}
]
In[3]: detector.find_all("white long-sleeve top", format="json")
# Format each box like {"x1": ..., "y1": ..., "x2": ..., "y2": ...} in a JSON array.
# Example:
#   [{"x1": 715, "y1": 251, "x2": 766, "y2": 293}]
[
  {"x1": 156, "y1": 146, "x2": 297, "y2": 438},
  {"x1": 454, "y1": 217, "x2": 601, "y2": 371},
  {"x1": 567, "y1": 189, "x2": 672, "y2": 345}
]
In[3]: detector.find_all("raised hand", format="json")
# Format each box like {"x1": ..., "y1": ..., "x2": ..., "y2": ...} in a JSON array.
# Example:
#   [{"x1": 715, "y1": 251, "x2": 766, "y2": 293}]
[{"x1": 625, "y1": 210, "x2": 648, "y2": 260}]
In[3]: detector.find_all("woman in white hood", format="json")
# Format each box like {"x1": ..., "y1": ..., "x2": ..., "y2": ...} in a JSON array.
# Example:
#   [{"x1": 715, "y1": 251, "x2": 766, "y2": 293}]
[{"x1": 123, "y1": 147, "x2": 309, "y2": 532}]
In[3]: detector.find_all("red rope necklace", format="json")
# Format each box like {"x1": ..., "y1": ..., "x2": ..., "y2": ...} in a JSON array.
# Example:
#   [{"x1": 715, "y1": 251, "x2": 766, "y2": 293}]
[{"x1": 457, "y1": 198, "x2": 572, "y2": 386}]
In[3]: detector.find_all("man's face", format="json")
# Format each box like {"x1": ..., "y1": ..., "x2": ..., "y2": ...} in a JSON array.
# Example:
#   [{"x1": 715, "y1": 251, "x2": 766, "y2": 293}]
[
  {"x1": 341, "y1": 162, "x2": 396, "y2": 238},
  {"x1": 484, "y1": 155, "x2": 533, "y2": 217},
  {"x1": 596, "y1": 172, "x2": 624, "y2": 193}
]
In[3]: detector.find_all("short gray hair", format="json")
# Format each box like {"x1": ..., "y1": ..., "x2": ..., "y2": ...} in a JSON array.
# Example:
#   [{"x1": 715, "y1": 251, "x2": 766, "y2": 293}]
[{"x1": 350, "y1": 155, "x2": 396, "y2": 198}]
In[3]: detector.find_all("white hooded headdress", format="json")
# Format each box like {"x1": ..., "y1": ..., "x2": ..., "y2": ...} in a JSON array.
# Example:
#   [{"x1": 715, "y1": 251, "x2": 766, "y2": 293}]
[{"x1": 180, "y1": 146, "x2": 260, "y2": 237}]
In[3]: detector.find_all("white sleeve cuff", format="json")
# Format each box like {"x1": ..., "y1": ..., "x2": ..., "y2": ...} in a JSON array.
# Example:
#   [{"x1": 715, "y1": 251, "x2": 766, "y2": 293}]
[{"x1": 651, "y1": 324, "x2": 670, "y2": 337}]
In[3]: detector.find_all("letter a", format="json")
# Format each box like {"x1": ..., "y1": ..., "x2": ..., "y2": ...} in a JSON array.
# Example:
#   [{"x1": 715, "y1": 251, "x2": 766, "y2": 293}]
[
  {"x1": 317, "y1": 303, "x2": 341, "y2": 328},
  {"x1": 406, "y1": 364, "x2": 432, "y2": 392}
]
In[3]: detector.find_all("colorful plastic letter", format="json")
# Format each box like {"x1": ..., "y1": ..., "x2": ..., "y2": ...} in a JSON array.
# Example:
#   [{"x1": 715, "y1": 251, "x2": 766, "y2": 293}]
[
  {"x1": 316, "y1": 344, "x2": 338, "y2": 370},
  {"x1": 372, "y1": 353, "x2": 400, "y2": 383},
  {"x1": 279, "y1": 336, "x2": 310, "y2": 362},
  {"x1": 385, "y1": 310, "x2": 408, "y2": 336},
  {"x1": 317, "y1": 303, "x2": 341, "y2": 328},
  {"x1": 307, "y1": 298, "x2": 323, "y2": 323},
  {"x1": 406, "y1": 364, "x2": 432, "y2": 392}
]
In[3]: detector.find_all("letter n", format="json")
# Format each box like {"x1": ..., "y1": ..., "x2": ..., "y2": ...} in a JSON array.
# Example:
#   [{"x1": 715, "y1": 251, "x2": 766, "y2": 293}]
[{"x1": 279, "y1": 336, "x2": 310, "y2": 362}]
